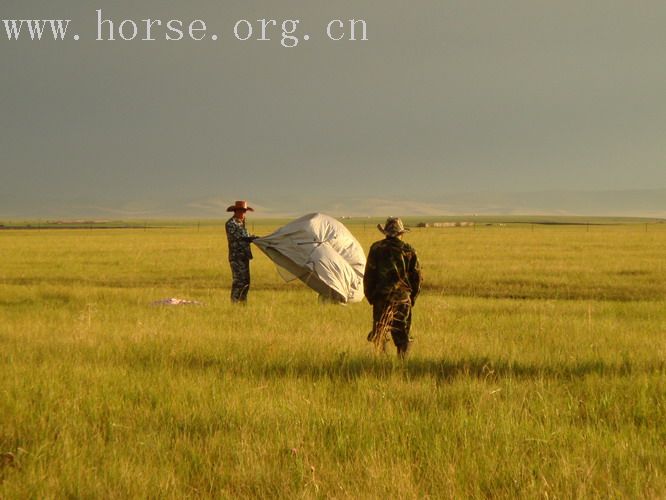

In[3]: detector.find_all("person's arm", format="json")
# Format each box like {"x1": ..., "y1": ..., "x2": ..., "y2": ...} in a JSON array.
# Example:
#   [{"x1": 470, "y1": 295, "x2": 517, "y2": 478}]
[
  {"x1": 227, "y1": 221, "x2": 257, "y2": 243},
  {"x1": 239, "y1": 222, "x2": 259, "y2": 242},
  {"x1": 408, "y1": 251, "x2": 422, "y2": 305},
  {"x1": 364, "y1": 246, "x2": 378, "y2": 305}
]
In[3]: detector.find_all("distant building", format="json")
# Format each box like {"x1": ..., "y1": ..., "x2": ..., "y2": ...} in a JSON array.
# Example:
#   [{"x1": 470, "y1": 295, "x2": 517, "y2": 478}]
[{"x1": 417, "y1": 222, "x2": 475, "y2": 228}]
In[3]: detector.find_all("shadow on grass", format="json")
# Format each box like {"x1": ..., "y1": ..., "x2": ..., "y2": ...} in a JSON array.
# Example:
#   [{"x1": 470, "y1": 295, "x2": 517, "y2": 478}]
[
  {"x1": 5, "y1": 278, "x2": 663, "y2": 302},
  {"x1": 167, "y1": 352, "x2": 665, "y2": 383}
]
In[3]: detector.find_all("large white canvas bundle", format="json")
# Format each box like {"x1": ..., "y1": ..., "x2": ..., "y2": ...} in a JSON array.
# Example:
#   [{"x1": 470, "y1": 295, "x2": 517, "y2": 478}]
[{"x1": 254, "y1": 213, "x2": 366, "y2": 303}]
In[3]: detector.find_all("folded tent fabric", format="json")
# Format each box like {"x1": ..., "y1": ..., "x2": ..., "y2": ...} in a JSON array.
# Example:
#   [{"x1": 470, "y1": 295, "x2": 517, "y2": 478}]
[{"x1": 253, "y1": 213, "x2": 366, "y2": 303}]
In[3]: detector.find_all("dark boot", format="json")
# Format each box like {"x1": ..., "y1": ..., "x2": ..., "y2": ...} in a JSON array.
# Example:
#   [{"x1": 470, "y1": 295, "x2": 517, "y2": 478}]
[{"x1": 397, "y1": 342, "x2": 411, "y2": 360}]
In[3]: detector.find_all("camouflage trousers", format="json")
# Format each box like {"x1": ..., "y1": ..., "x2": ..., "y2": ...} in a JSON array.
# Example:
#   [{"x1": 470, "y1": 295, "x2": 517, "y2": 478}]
[
  {"x1": 229, "y1": 258, "x2": 250, "y2": 303},
  {"x1": 371, "y1": 297, "x2": 413, "y2": 349}
]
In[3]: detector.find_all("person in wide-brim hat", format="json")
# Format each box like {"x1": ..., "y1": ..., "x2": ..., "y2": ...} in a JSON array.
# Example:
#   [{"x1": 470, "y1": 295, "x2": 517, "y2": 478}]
[
  {"x1": 227, "y1": 200, "x2": 254, "y2": 212},
  {"x1": 365, "y1": 216, "x2": 421, "y2": 359},
  {"x1": 377, "y1": 217, "x2": 410, "y2": 237},
  {"x1": 225, "y1": 200, "x2": 257, "y2": 303}
]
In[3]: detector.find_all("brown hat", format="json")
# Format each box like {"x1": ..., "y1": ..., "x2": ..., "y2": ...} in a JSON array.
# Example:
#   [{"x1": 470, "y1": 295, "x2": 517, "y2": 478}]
[
  {"x1": 377, "y1": 217, "x2": 409, "y2": 237},
  {"x1": 226, "y1": 200, "x2": 254, "y2": 212}
]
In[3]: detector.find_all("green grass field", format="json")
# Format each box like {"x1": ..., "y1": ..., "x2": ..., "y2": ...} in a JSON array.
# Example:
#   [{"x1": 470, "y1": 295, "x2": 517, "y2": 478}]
[{"x1": 1, "y1": 220, "x2": 665, "y2": 498}]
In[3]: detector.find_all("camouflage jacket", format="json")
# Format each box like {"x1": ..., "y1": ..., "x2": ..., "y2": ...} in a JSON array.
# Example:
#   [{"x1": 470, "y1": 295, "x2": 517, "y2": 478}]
[
  {"x1": 364, "y1": 236, "x2": 422, "y2": 305},
  {"x1": 225, "y1": 217, "x2": 253, "y2": 262}
]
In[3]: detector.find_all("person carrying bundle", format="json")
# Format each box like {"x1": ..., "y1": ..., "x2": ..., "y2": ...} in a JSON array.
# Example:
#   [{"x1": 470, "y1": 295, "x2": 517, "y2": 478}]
[{"x1": 364, "y1": 217, "x2": 422, "y2": 358}]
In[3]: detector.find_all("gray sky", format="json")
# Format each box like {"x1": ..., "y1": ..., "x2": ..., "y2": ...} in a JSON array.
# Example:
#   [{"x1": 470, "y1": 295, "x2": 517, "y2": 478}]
[{"x1": 1, "y1": 1, "x2": 665, "y2": 216}]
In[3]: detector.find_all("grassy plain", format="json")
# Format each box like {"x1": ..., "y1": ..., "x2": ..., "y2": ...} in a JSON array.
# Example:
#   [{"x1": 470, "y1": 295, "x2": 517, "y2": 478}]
[{"x1": 1, "y1": 219, "x2": 665, "y2": 498}]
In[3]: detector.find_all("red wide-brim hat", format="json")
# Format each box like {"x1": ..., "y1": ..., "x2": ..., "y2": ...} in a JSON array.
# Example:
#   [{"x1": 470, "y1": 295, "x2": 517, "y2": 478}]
[{"x1": 226, "y1": 200, "x2": 254, "y2": 212}]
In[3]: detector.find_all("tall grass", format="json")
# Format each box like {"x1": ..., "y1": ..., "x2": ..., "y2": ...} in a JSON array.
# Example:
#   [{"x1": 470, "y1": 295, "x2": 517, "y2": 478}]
[{"x1": 1, "y1": 223, "x2": 665, "y2": 498}]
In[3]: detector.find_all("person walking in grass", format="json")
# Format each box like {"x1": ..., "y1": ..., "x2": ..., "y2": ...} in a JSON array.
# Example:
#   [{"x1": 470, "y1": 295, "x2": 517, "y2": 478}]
[
  {"x1": 225, "y1": 200, "x2": 258, "y2": 303},
  {"x1": 364, "y1": 217, "x2": 422, "y2": 358}
]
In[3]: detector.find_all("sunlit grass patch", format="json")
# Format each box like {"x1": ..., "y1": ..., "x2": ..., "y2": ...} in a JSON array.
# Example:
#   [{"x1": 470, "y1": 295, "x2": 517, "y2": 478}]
[{"x1": 0, "y1": 222, "x2": 665, "y2": 497}]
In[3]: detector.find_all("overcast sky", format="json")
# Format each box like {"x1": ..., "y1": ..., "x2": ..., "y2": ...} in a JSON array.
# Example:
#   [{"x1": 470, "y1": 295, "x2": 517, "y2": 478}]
[{"x1": 1, "y1": 1, "x2": 665, "y2": 216}]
